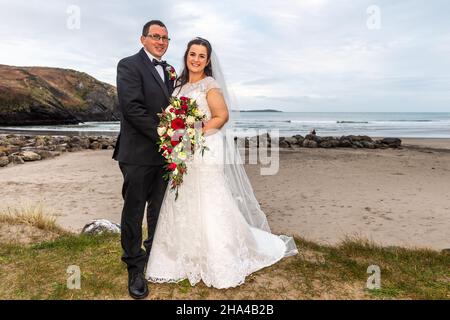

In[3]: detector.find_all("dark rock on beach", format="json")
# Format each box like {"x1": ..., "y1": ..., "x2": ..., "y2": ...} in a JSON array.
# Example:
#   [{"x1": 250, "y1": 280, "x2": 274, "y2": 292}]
[
  {"x1": 81, "y1": 219, "x2": 121, "y2": 235},
  {"x1": 380, "y1": 137, "x2": 402, "y2": 148}
]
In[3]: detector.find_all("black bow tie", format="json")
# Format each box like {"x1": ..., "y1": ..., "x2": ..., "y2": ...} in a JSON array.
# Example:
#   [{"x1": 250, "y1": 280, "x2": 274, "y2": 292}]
[{"x1": 152, "y1": 58, "x2": 167, "y2": 67}]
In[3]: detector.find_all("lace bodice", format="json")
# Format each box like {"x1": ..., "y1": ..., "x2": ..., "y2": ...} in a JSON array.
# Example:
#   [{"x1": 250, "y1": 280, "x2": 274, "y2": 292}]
[
  {"x1": 174, "y1": 76, "x2": 221, "y2": 121},
  {"x1": 145, "y1": 77, "x2": 297, "y2": 289}
]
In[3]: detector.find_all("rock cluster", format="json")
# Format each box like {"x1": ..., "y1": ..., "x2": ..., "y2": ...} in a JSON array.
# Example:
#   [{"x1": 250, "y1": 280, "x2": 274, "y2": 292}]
[
  {"x1": 241, "y1": 134, "x2": 402, "y2": 149},
  {"x1": 0, "y1": 132, "x2": 403, "y2": 169},
  {"x1": 0, "y1": 134, "x2": 117, "y2": 167}
]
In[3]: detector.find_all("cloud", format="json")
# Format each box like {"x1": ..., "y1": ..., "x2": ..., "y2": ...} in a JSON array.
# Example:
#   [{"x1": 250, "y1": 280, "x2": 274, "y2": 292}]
[{"x1": 0, "y1": 0, "x2": 449, "y2": 111}]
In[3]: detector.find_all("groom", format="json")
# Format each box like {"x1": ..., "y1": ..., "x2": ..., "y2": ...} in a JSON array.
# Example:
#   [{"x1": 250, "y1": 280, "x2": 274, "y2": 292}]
[{"x1": 113, "y1": 20, "x2": 175, "y2": 299}]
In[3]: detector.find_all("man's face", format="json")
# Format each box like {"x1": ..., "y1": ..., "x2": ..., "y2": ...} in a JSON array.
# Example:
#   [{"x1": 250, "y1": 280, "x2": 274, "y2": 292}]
[{"x1": 140, "y1": 24, "x2": 169, "y2": 59}]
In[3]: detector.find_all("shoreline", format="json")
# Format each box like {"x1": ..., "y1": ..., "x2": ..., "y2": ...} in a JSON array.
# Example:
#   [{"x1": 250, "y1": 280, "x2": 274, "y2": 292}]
[
  {"x1": 0, "y1": 128, "x2": 119, "y2": 137},
  {"x1": 399, "y1": 138, "x2": 450, "y2": 151},
  {"x1": 2, "y1": 128, "x2": 450, "y2": 139},
  {"x1": 2, "y1": 130, "x2": 450, "y2": 144}
]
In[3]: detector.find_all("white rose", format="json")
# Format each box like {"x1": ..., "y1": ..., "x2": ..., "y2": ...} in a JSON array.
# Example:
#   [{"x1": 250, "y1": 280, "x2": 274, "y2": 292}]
[
  {"x1": 172, "y1": 143, "x2": 182, "y2": 154},
  {"x1": 167, "y1": 128, "x2": 174, "y2": 137},
  {"x1": 175, "y1": 142, "x2": 184, "y2": 150},
  {"x1": 186, "y1": 116, "x2": 196, "y2": 125},
  {"x1": 187, "y1": 128, "x2": 195, "y2": 138},
  {"x1": 157, "y1": 126, "x2": 167, "y2": 136},
  {"x1": 195, "y1": 109, "x2": 204, "y2": 117}
]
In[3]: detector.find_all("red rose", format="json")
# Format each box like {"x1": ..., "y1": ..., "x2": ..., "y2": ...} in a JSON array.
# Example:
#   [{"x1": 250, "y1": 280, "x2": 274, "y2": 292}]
[
  {"x1": 171, "y1": 118, "x2": 185, "y2": 130},
  {"x1": 180, "y1": 96, "x2": 188, "y2": 102},
  {"x1": 168, "y1": 163, "x2": 177, "y2": 171},
  {"x1": 171, "y1": 139, "x2": 180, "y2": 147}
]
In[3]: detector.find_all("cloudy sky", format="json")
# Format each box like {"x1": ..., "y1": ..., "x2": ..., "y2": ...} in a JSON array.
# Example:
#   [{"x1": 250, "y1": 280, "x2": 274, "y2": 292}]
[{"x1": 1, "y1": 0, "x2": 449, "y2": 112}]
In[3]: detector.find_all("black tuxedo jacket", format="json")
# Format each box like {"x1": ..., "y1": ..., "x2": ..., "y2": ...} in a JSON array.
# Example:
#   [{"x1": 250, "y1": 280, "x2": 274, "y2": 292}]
[{"x1": 113, "y1": 48, "x2": 175, "y2": 165}]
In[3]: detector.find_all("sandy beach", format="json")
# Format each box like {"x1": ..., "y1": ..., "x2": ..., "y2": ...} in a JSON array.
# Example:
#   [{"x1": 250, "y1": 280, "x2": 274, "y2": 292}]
[{"x1": 1, "y1": 138, "x2": 449, "y2": 250}]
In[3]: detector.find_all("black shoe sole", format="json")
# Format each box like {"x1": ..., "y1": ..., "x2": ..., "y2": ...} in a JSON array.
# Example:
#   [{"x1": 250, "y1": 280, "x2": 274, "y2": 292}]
[{"x1": 129, "y1": 289, "x2": 149, "y2": 300}]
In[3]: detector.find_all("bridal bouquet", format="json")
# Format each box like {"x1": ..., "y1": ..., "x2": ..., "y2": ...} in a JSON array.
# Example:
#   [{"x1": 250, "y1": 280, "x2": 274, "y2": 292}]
[{"x1": 157, "y1": 96, "x2": 208, "y2": 200}]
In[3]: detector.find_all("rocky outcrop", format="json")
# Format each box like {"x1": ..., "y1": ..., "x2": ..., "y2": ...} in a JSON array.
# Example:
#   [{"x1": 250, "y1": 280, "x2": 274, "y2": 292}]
[{"x1": 0, "y1": 64, "x2": 119, "y2": 125}]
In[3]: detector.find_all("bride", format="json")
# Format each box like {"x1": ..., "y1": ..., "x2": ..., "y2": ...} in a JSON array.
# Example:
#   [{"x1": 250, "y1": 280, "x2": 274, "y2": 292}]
[{"x1": 145, "y1": 37, "x2": 298, "y2": 289}]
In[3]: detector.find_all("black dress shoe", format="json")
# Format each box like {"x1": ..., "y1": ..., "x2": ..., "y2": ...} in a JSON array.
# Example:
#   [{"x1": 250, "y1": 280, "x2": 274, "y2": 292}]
[{"x1": 128, "y1": 272, "x2": 149, "y2": 299}]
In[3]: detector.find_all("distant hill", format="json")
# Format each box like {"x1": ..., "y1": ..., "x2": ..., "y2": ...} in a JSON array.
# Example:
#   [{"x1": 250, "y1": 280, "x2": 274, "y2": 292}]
[
  {"x1": 0, "y1": 64, "x2": 119, "y2": 125},
  {"x1": 232, "y1": 109, "x2": 283, "y2": 112}
]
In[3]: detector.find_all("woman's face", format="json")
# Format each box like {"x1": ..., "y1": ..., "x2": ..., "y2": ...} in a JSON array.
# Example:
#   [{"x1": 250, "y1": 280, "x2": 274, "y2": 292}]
[{"x1": 186, "y1": 44, "x2": 209, "y2": 75}]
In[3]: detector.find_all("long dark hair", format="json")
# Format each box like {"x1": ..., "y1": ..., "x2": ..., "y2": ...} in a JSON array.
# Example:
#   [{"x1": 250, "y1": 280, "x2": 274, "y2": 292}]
[{"x1": 174, "y1": 37, "x2": 213, "y2": 94}]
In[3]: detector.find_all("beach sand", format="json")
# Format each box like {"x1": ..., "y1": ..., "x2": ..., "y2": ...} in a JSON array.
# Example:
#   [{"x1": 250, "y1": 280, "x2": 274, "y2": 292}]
[{"x1": 1, "y1": 138, "x2": 449, "y2": 250}]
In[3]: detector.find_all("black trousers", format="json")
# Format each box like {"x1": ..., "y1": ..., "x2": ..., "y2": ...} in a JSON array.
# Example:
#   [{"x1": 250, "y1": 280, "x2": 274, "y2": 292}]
[{"x1": 119, "y1": 162, "x2": 168, "y2": 274}]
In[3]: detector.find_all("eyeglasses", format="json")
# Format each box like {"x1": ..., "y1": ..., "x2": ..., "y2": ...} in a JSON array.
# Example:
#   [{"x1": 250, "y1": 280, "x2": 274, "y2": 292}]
[{"x1": 146, "y1": 34, "x2": 171, "y2": 43}]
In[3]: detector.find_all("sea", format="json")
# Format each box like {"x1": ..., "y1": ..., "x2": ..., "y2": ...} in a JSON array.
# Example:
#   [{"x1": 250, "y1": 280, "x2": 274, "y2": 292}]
[{"x1": 1, "y1": 112, "x2": 449, "y2": 138}]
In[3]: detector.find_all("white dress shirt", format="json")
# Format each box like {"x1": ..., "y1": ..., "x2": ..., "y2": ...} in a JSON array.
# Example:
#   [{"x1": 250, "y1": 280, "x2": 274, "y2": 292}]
[{"x1": 143, "y1": 48, "x2": 165, "y2": 82}]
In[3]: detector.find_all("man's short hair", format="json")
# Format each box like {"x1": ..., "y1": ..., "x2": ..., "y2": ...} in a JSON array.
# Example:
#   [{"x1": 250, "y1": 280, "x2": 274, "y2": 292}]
[{"x1": 142, "y1": 20, "x2": 167, "y2": 36}]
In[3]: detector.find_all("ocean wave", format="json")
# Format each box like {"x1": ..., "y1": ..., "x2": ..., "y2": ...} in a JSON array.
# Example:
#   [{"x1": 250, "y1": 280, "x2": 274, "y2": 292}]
[
  {"x1": 376, "y1": 119, "x2": 434, "y2": 122},
  {"x1": 288, "y1": 120, "x2": 336, "y2": 124},
  {"x1": 336, "y1": 121, "x2": 369, "y2": 124},
  {"x1": 234, "y1": 120, "x2": 291, "y2": 123}
]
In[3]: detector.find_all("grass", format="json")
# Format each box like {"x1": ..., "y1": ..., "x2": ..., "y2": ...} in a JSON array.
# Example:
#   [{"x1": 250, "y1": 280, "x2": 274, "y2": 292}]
[
  {"x1": 0, "y1": 204, "x2": 67, "y2": 235},
  {"x1": 0, "y1": 208, "x2": 449, "y2": 300}
]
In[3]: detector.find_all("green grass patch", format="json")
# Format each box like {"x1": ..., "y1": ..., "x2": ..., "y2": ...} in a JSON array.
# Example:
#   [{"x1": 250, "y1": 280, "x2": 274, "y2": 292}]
[{"x1": 0, "y1": 213, "x2": 448, "y2": 300}]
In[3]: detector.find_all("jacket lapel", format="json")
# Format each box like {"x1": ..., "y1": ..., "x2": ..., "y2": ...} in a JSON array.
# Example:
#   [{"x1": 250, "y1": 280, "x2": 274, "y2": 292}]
[
  {"x1": 139, "y1": 48, "x2": 170, "y2": 100},
  {"x1": 164, "y1": 70, "x2": 176, "y2": 96},
  {"x1": 168, "y1": 77, "x2": 176, "y2": 96}
]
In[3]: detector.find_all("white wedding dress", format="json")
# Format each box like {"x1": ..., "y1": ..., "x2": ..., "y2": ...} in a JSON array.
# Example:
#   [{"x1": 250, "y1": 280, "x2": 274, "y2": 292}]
[{"x1": 145, "y1": 76, "x2": 297, "y2": 289}]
